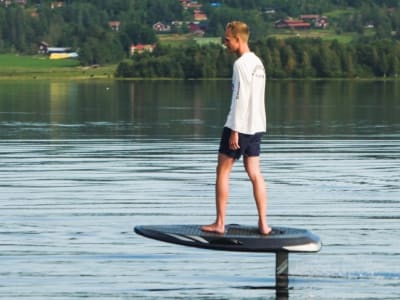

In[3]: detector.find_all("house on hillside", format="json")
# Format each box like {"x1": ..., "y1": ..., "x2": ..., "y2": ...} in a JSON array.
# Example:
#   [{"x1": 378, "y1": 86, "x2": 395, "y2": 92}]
[
  {"x1": 153, "y1": 22, "x2": 171, "y2": 32},
  {"x1": 300, "y1": 14, "x2": 329, "y2": 29},
  {"x1": 300, "y1": 14, "x2": 320, "y2": 22},
  {"x1": 31, "y1": 9, "x2": 39, "y2": 17},
  {"x1": 275, "y1": 19, "x2": 311, "y2": 30},
  {"x1": 314, "y1": 17, "x2": 328, "y2": 29},
  {"x1": 193, "y1": 9, "x2": 207, "y2": 21},
  {"x1": 171, "y1": 21, "x2": 184, "y2": 28},
  {"x1": 109, "y1": 21, "x2": 121, "y2": 32},
  {"x1": 0, "y1": 0, "x2": 11, "y2": 7},
  {"x1": 130, "y1": 44, "x2": 156, "y2": 56},
  {"x1": 39, "y1": 42, "x2": 73, "y2": 55},
  {"x1": 0, "y1": 0, "x2": 26, "y2": 6},
  {"x1": 38, "y1": 41, "x2": 78, "y2": 59},
  {"x1": 47, "y1": 47, "x2": 72, "y2": 53},
  {"x1": 264, "y1": 8, "x2": 276, "y2": 14},
  {"x1": 38, "y1": 41, "x2": 49, "y2": 54},
  {"x1": 180, "y1": 0, "x2": 202, "y2": 10},
  {"x1": 51, "y1": 1, "x2": 64, "y2": 9},
  {"x1": 189, "y1": 21, "x2": 207, "y2": 36},
  {"x1": 275, "y1": 15, "x2": 329, "y2": 30}
]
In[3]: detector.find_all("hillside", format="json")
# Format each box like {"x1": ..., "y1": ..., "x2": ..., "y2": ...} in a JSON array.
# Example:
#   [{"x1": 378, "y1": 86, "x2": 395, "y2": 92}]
[
  {"x1": 1, "y1": 1, "x2": 399, "y2": 60},
  {"x1": 0, "y1": 0, "x2": 400, "y2": 78}
]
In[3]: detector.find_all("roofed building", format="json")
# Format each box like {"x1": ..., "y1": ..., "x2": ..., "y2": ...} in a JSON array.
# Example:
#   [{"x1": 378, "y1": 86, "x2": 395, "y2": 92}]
[{"x1": 275, "y1": 19, "x2": 311, "y2": 30}]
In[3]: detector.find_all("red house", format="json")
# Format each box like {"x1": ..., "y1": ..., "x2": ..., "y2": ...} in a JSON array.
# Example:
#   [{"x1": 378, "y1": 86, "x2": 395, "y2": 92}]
[
  {"x1": 194, "y1": 9, "x2": 207, "y2": 21},
  {"x1": 130, "y1": 44, "x2": 156, "y2": 56},
  {"x1": 275, "y1": 19, "x2": 311, "y2": 29},
  {"x1": 300, "y1": 15, "x2": 329, "y2": 29}
]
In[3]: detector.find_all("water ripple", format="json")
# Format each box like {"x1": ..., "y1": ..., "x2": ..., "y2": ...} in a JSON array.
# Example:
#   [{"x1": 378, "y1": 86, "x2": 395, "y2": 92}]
[{"x1": 1, "y1": 138, "x2": 399, "y2": 299}]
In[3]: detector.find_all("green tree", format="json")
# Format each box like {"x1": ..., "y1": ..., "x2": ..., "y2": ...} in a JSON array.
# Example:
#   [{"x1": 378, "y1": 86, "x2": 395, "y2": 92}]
[{"x1": 280, "y1": 44, "x2": 297, "y2": 76}]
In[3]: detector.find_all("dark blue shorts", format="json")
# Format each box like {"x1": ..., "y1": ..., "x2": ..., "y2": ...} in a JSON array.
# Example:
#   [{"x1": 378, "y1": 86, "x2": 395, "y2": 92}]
[{"x1": 218, "y1": 127, "x2": 263, "y2": 160}]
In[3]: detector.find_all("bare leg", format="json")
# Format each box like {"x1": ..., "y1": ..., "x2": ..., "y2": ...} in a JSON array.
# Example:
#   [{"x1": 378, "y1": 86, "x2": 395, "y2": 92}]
[
  {"x1": 201, "y1": 153, "x2": 235, "y2": 234},
  {"x1": 244, "y1": 156, "x2": 272, "y2": 235}
]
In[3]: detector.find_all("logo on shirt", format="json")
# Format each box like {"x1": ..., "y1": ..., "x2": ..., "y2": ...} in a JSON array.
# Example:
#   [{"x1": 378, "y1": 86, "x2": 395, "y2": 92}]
[{"x1": 252, "y1": 65, "x2": 265, "y2": 78}]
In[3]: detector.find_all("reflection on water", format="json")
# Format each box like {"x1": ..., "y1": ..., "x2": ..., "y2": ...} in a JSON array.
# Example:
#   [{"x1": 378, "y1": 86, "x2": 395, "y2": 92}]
[
  {"x1": 0, "y1": 80, "x2": 399, "y2": 140},
  {"x1": 0, "y1": 80, "x2": 399, "y2": 299},
  {"x1": 268, "y1": 80, "x2": 400, "y2": 138}
]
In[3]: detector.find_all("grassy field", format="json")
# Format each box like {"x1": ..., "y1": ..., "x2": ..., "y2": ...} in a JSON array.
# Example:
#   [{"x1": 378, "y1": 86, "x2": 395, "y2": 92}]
[
  {"x1": 267, "y1": 28, "x2": 357, "y2": 43},
  {"x1": 159, "y1": 28, "x2": 363, "y2": 48},
  {"x1": 194, "y1": 37, "x2": 221, "y2": 46},
  {"x1": 158, "y1": 34, "x2": 195, "y2": 47},
  {"x1": 158, "y1": 34, "x2": 221, "y2": 47},
  {"x1": 0, "y1": 54, "x2": 116, "y2": 79},
  {"x1": 325, "y1": 8, "x2": 355, "y2": 19}
]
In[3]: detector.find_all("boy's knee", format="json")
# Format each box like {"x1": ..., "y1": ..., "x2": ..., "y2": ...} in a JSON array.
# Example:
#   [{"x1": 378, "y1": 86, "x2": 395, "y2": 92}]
[{"x1": 247, "y1": 171, "x2": 262, "y2": 183}]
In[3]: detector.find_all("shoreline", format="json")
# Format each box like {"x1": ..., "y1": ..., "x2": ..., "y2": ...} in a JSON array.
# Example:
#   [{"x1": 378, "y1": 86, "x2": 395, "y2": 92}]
[
  {"x1": 0, "y1": 67, "x2": 117, "y2": 80},
  {"x1": 0, "y1": 68, "x2": 398, "y2": 82},
  {"x1": 1, "y1": 54, "x2": 399, "y2": 81},
  {"x1": 1, "y1": 73, "x2": 398, "y2": 81}
]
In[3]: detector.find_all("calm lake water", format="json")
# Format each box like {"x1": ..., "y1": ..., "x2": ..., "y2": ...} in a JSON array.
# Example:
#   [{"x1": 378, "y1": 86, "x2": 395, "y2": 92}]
[{"x1": 0, "y1": 79, "x2": 399, "y2": 299}]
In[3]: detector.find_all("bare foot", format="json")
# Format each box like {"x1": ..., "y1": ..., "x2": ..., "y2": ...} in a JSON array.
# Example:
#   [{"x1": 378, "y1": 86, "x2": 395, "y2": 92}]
[
  {"x1": 201, "y1": 223, "x2": 225, "y2": 234},
  {"x1": 258, "y1": 221, "x2": 272, "y2": 235},
  {"x1": 259, "y1": 226, "x2": 272, "y2": 235}
]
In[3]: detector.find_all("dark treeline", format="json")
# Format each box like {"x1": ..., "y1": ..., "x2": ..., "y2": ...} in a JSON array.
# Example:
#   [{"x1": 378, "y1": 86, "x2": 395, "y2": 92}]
[
  {"x1": 257, "y1": 37, "x2": 400, "y2": 78},
  {"x1": 116, "y1": 37, "x2": 400, "y2": 79},
  {"x1": 117, "y1": 43, "x2": 234, "y2": 79}
]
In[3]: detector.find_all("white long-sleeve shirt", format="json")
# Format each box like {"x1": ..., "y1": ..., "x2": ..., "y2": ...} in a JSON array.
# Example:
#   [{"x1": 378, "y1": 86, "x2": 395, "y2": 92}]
[{"x1": 224, "y1": 52, "x2": 266, "y2": 135}]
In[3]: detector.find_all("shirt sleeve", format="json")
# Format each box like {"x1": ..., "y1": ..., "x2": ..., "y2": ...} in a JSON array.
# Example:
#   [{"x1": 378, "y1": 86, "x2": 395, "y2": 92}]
[{"x1": 227, "y1": 62, "x2": 242, "y2": 131}]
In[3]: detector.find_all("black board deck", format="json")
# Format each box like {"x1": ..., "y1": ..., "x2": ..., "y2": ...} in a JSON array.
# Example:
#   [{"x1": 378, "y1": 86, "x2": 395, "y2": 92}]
[{"x1": 134, "y1": 224, "x2": 321, "y2": 253}]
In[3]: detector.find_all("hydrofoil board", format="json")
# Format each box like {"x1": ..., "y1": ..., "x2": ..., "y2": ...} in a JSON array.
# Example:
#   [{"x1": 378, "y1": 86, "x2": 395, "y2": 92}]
[{"x1": 134, "y1": 224, "x2": 321, "y2": 253}]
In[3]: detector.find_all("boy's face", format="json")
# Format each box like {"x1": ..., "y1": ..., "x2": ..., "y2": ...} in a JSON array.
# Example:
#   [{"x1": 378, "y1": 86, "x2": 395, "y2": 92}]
[{"x1": 223, "y1": 28, "x2": 240, "y2": 53}]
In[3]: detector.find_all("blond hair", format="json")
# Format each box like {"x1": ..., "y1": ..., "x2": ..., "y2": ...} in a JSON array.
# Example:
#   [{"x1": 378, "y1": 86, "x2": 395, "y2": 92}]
[{"x1": 226, "y1": 21, "x2": 249, "y2": 42}]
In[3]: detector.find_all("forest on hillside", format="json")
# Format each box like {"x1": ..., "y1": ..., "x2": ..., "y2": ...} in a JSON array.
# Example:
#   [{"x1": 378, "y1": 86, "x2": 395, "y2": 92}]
[
  {"x1": 1, "y1": 0, "x2": 400, "y2": 78},
  {"x1": 116, "y1": 37, "x2": 400, "y2": 79}
]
